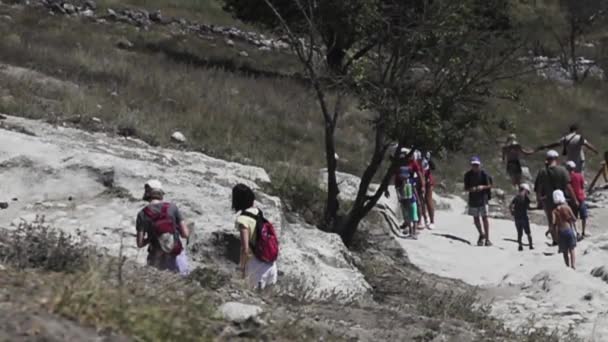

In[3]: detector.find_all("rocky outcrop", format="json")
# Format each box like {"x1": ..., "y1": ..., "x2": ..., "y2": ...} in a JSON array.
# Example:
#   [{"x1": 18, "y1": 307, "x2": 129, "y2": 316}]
[
  {"x1": 26, "y1": 0, "x2": 290, "y2": 52},
  {"x1": 0, "y1": 114, "x2": 369, "y2": 302}
]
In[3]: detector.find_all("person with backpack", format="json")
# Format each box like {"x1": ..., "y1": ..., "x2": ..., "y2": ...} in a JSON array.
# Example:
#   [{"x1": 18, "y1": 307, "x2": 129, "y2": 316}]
[
  {"x1": 566, "y1": 161, "x2": 588, "y2": 238},
  {"x1": 509, "y1": 183, "x2": 534, "y2": 251},
  {"x1": 501, "y1": 133, "x2": 535, "y2": 187},
  {"x1": 232, "y1": 184, "x2": 278, "y2": 289},
  {"x1": 136, "y1": 180, "x2": 190, "y2": 275},
  {"x1": 534, "y1": 150, "x2": 579, "y2": 245},
  {"x1": 464, "y1": 156, "x2": 493, "y2": 246},
  {"x1": 421, "y1": 151, "x2": 436, "y2": 229},
  {"x1": 537, "y1": 123, "x2": 598, "y2": 173}
]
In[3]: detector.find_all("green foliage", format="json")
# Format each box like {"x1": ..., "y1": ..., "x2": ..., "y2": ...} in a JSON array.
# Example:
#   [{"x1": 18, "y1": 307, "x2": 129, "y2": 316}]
[{"x1": 0, "y1": 217, "x2": 92, "y2": 273}]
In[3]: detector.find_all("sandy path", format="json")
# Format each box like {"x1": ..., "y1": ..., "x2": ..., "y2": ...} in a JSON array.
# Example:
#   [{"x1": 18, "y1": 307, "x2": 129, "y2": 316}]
[{"x1": 391, "y1": 194, "x2": 608, "y2": 340}]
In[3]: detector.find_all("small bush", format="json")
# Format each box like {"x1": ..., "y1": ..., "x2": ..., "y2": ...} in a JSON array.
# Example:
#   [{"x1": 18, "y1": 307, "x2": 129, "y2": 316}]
[
  {"x1": 266, "y1": 166, "x2": 326, "y2": 227},
  {"x1": 0, "y1": 216, "x2": 91, "y2": 272}
]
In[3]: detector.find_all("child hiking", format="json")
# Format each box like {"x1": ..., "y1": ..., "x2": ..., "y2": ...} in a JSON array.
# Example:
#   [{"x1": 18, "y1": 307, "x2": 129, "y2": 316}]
[
  {"x1": 232, "y1": 184, "x2": 279, "y2": 289},
  {"x1": 552, "y1": 190, "x2": 577, "y2": 269},
  {"x1": 395, "y1": 148, "x2": 420, "y2": 238},
  {"x1": 509, "y1": 183, "x2": 534, "y2": 251}
]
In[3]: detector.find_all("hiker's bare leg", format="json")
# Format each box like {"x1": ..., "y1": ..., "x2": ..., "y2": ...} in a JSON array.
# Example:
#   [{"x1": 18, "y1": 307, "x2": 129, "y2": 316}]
[
  {"x1": 416, "y1": 188, "x2": 426, "y2": 226},
  {"x1": 570, "y1": 248, "x2": 576, "y2": 269},
  {"x1": 411, "y1": 221, "x2": 418, "y2": 237},
  {"x1": 474, "y1": 216, "x2": 483, "y2": 236},
  {"x1": 582, "y1": 218, "x2": 587, "y2": 236},
  {"x1": 482, "y1": 216, "x2": 490, "y2": 242},
  {"x1": 426, "y1": 189, "x2": 435, "y2": 225},
  {"x1": 563, "y1": 251, "x2": 570, "y2": 267}
]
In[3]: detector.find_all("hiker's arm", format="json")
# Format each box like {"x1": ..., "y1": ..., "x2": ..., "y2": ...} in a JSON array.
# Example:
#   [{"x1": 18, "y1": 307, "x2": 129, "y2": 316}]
[
  {"x1": 521, "y1": 146, "x2": 535, "y2": 155},
  {"x1": 566, "y1": 184, "x2": 579, "y2": 207},
  {"x1": 136, "y1": 231, "x2": 148, "y2": 248},
  {"x1": 417, "y1": 169, "x2": 425, "y2": 192},
  {"x1": 501, "y1": 147, "x2": 506, "y2": 162},
  {"x1": 239, "y1": 225, "x2": 249, "y2": 278},
  {"x1": 536, "y1": 191, "x2": 543, "y2": 209},
  {"x1": 584, "y1": 141, "x2": 599, "y2": 154},
  {"x1": 179, "y1": 221, "x2": 190, "y2": 239},
  {"x1": 509, "y1": 201, "x2": 515, "y2": 215}
]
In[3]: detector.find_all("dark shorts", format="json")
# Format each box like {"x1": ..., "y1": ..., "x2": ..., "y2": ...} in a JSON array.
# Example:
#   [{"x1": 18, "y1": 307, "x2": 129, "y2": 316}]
[
  {"x1": 506, "y1": 160, "x2": 522, "y2": 178},
  {"x1": 568, "y1": 200, "x2": 589, "y2": 220},
  {"x1": 515, "y1": 218, "x2": 531, "y2": 236},
  {"x1": 558, "y1": 228, "x2": 577, "y2": 253}
]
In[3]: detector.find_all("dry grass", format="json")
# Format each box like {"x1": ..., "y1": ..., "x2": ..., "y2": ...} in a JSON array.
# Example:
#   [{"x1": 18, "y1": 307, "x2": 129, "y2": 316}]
[{"x1": 0, "y1": 6, "x2": 372, "y2": 176}]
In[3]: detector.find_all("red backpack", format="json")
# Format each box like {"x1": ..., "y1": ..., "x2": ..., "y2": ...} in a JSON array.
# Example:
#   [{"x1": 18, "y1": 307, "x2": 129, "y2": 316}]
[
  {"x1": 143, "y1": 203, "x2": 183, "y2": 256},
  {"x1": 240, "y1": 210, "x2": 279, "y2": 263}
]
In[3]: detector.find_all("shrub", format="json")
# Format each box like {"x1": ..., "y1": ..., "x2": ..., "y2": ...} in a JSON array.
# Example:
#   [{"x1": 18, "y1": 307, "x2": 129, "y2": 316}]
[{"x1": 0, "y1": 216, "x2": 91, "y2": 272}]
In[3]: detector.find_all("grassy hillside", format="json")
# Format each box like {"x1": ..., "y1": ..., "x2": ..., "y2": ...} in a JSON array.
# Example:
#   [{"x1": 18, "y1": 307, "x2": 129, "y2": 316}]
[{"x1": 0, "y1": 1, "x2": 603, "y2": 340}]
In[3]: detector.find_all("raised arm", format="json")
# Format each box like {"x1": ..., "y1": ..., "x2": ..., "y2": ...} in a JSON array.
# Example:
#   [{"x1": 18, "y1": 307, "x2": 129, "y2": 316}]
[
  {"x1": 520, "y1": 146, "x2": 536, "y2": 155},
  {"x1": 584, "y1": 140, "x2": 599, "y2": 154}
]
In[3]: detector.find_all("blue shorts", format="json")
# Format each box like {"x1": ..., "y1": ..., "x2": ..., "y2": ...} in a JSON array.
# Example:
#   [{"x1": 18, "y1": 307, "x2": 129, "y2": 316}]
[
  {"x1": 558, "y1": 228, "x2": 577, "y2": 253},
  {"x1": 579, "y1": 201, "x2": 588, "y2": 220}
]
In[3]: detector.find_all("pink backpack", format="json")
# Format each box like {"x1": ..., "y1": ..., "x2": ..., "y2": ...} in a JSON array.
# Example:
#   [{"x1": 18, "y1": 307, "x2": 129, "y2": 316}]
[{"x1": 240, "y1": 210, "x2": 279, "y2": 263}]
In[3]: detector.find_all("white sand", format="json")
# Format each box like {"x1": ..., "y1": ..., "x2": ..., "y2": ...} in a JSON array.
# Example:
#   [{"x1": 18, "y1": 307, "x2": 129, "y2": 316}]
[{"x1": 387, "y1": 192, "x2": 608, "y2": 339}]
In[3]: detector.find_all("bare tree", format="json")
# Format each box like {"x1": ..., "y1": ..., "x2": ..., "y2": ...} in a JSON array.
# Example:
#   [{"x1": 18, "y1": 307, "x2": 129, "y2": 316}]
[{"x1": 265, "y1": 0, "x2": 524, "y2": 244}]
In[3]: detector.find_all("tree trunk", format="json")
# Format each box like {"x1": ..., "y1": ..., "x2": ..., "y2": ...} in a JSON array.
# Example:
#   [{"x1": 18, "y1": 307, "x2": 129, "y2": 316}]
[
  {"x1": 569, "y1": 16, "x2": 579, "y2": 83},
  {"x1": 324, "y1": 122, "x2": 340, "y2": 229},
  {"x1": 337, "y1": 120, "x2": 392, "y2": 245}
]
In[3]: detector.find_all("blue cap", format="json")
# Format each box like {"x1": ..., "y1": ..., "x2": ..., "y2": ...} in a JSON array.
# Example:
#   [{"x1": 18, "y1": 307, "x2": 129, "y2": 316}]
[{"x1": 470, "y1": 156, "x2": 481, "y2": 165}]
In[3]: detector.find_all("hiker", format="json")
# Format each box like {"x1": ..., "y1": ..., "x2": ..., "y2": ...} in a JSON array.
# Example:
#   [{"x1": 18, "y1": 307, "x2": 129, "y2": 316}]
[
  {"x1": 552, "y1": 190, "x2": 577, "y2": 269},
  {"x1": 232, "y1": 184, "x2": 278, "y2": 289},
  {"x1": 588, "y1": 151, "x2": 608, "y2": 193},
  {"x1": 537, "y1": 123, "x2": 598, "y2": 173},
  {"x1": 501, "y1": 133, "x2": 535, "y2": 187},
  {"x1": 420, "y1": 151, "x2": 436, "y2": 229},
  {"x1": 394, "y1": 148, "x2": 420, "y2": 238},
  {"x1": 413, "y1": 150, "x2": 428, "y2": 229},
  {"x1": 566, "y1": 161, "x2": 589, "y2": 237},
  {"x1": 464, "y1": 156, "x2": 493, "y2": 246},
  {"x1": 509, "y1": 183, "x2": 534, "y2": 251},
  {"x1": 534, "y1": 150, "x2": 579, "y2": 245},
  {"x1": 136, "y1": 180, "x2": 190, "y2": 275}
]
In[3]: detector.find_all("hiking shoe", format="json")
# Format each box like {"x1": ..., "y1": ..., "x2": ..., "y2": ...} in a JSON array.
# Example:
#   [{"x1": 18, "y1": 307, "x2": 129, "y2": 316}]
[
  {"x1": 485, "y1": 240, "x2": 493, "y2": 247},
  {"x1": 411, "y1": 234, "x2": 418, "y2": 240},
  {"x1": 428, "y1": 223, "x2": 435, "y2": 230},
  {"x1": 529, "y1": 245, "x2": 534, "y2": 250},
  {"x1": 477, "y1": 235, "x2": 485, "y2": 246},
  {"x1": 518, "y1": 245, "x2": 523, "y2": 251}
]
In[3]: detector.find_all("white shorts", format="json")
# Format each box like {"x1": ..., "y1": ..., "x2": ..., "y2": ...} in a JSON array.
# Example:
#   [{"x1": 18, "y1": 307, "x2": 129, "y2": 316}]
[
  {"x1": 246, "y1": 257, "x2": 278, "y2": 290},
  {"x1": 468, "y1": 205, "x2": 489, "y2": 217}
]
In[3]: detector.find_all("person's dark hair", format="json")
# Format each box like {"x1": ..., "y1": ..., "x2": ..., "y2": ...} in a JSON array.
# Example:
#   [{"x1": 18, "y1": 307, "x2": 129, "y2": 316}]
[
  {"x1": 569, "y1": 123, "x2": 579, "y2": 132},
  {"x1": 232, "y1": 184, "x2": 255, "y2": 212}
]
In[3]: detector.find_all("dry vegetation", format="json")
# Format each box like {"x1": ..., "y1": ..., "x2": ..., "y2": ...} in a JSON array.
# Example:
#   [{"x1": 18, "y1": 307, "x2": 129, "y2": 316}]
[{"x1": 0, "y1": 1, "x2": 605, "y2": 340}]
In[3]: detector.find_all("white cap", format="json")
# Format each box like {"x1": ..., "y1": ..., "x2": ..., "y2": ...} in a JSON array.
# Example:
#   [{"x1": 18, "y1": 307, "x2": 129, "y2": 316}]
[
  {"x1": 546, "y1": 150, "x2": 559, "y2": 159},
  {"x1": 553, "y1": 189, "x2": 566, "y2": 205},
  {"x1": 519, "y1": 183, "x2": 531, "y2": 192},
  {"x1": 566, "y1": 161, "x2": 576, "y2": 170},
  {"x1": 399, "y1": 147, "x2": 411, "y2": 156},
  {"x1": 145, "y1": 179, "x2": 163, "y2": 192}
]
